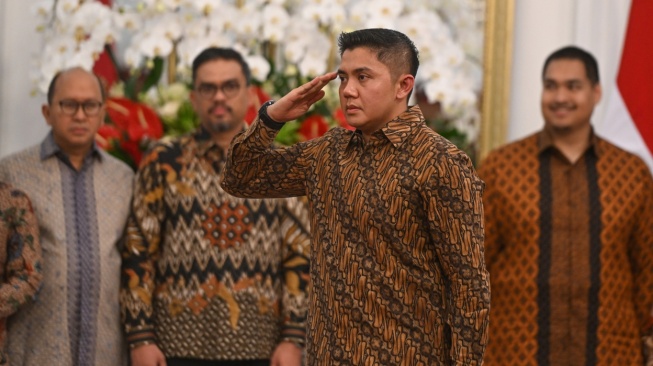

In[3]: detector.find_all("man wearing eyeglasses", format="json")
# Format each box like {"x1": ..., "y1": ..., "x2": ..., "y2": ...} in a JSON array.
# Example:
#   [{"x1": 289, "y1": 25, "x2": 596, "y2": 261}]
[
  {"x1": 120, "y1": 47, "x2": 310, "y2": 366},
  {"x1": 0, "y1": 67, "x2": 134, "y2": 365}
]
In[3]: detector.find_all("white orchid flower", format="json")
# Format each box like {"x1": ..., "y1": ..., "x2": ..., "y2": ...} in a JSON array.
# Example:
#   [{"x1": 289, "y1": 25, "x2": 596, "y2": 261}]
[
  {"x1": 368, "y1": 0, "x2": 404, "y2": 20},
  {"x1": 300, "y1": 4, "x2": 325, "y2": 24},
  {"x1": 208, "y1": 4, "x2": 239, "y2": 32},
  {"x1": 124, "y1": 48, "x2": 144, "y2": 69},
  {"x1": 346, "y1": 1, "x2": 369, "y2": 27},
  {"x1": 64, "y1": 47, "x2": 96, "y2": 71},
  {"x1": 283, "y1": 40, "x2": 307, "y2": 64},
  {"x1": 138, "y1": 33, "x2": 174, "y2": 58},
  {"x1": 183, "y1": 18, "x2": 210, "y2": 38},
  {"x1": 323, "y1": 3, "x2": 347, "y2": 29},
  {"x1": 114, "y1": 12, "x2": 143, "y2": 32},
  {"x1": 55, "y1": 0, "x2": 79, "y2": 17},
  {"x1": 158, "y1": 100, "x2": 183, "y2": 119},
  {"x1": 234, "y1": 9, "x2": 262, "y2": 40},
  {"x1": 188, "y1": 0, "x2": 222, "y2": 16},
  {"x1": 32, "y1": 0, "x2": 485, "y2": 147},
  {"x1": 31, "y1": 0, "x2": 54, "y2": 22},
  {"x1": 43, "y1": 35, "x2": 77, "y2": 59},
  {"x1": 245, "y1": 54, "x2": 271, "y2": 83},
  {"x1": 262, "y1": 4, "x2": 289, "y2": 42},
  {"x1": 298, "y1": 54, "x2": 328, "y2": 78},
  {"x1": 160, "y1": 82, "x2": 189, "y2": 101},
  {"x1": 150, "y1": 13, "x2": 183, "y2": 41}
]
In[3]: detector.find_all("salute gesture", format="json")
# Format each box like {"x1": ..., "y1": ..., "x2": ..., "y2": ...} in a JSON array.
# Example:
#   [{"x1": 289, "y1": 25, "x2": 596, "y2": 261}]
[
  {"x1": 222, "y1": 28, "x2": 491, "y2": 365},
  {"x1": 266, "y1": 71, "x2": 338, "y2": 123}
]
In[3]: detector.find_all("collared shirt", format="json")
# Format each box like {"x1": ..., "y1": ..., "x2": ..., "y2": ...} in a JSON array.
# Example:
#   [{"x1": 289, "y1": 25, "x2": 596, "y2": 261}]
[
  {"x1": 479, "y1": 129, "x2": 653, "y2": 366},
  {"x1": 222, "y1": 106, "x2": 490, "y2": 365},
  {"x1": 41, "y1": 132, "x2": 104, "y2": 366},
  {"x1": 0, "y1": 182, "x2": 42, "y2": 365},
  {"x1": 120, "y1": 128, "x2": 311, "y2": 360},
  {"x1": 0, "y1": 133, "x2": 133, "y2": 366}
]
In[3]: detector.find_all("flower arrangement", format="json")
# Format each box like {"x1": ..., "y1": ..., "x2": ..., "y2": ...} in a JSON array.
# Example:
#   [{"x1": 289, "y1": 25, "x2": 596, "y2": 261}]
[
  {"x1": 32, "y1": 0, "x2": 486, "y2": 167},
  {"x1": 95, "y1": 96, "x2": 162, "y2": 166}
]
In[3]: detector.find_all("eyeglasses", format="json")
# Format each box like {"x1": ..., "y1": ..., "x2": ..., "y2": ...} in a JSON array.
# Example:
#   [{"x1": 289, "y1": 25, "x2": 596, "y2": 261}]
[
  {"x1": 196, "y1": 81, "x2": 241, "y2": 99},
  {"x1": 58, "y1": 100, "x2": 103, "y2": 116}
]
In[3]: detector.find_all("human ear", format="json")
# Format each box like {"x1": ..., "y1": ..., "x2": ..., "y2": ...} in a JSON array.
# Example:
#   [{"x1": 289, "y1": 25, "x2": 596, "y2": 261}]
[
  {"x1": 396, "y1": 74, "x2": 415, "y2": 100},
  {"x1": 42, "y1": 104, "x2": 53, "y2": 126},
  {"x1": 593, "y1": 83, "x2": 602, "y2": 105},
  {"x1": 189, "y1": 88, "x2": 199, "y2": 110}
]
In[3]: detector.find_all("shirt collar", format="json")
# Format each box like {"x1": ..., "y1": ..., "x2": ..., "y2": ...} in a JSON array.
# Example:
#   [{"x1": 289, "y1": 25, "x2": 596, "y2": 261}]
[
  {"x1": 194, "y1": 126, "x2": 219, "y2": 157},
  {"x1": 39, "y1": 131, "x2": 103, "y2": 162},
  {"x1": 537, "y1": 126, "x2": 603, "y2": 157},
  {"x1": 194, "y1": 124, "x2": 247, "y2": 157},
  {"x1": 347, "y1": 105, "x2": 424, "y2": 148}
]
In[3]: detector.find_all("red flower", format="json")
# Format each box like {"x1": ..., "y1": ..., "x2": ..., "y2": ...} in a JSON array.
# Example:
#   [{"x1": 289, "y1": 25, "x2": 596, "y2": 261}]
[
  {"x1": 105, "y1": 97, "x2": 163, "y2": 141},
  {"x1": 333, "y1": 107, "x2": 355, "y2": 131},
  {"x1": 298, "y1": 114, "x2": 329, "y2": 141},
  {"x1": 101, "y1": 97, "x2": 164, "y2": 166},
  {"x1": 119, "y1": 139, "x2": 143, "y2": 166},
  {"x1": 96, "y1": 124, "x2": 122, "y2": 150}
]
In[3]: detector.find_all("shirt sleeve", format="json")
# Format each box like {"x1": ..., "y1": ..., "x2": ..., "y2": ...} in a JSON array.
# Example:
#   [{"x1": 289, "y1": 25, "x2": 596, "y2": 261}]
[
  {"x1": 277, "y1": 196, "x2": 311, "y2": 346},
  {"x1": 631, "y1": 165, "x2": 653, "y2": 358},
  {"x1": 119, "y1": 147, "x2": 166, "y2": 348},
  {"x1": 0, "y1": 186, "x2": 43, "y2": 318},
  {"x1": 423, "y1": 149, "x2": 490, "y2": 365},
  {"x1": 222, "y1": 117, "x2": 310, "y2": 198},
  {"x1": 476, "y1": 152, "x2": 502, "y2": 270}
]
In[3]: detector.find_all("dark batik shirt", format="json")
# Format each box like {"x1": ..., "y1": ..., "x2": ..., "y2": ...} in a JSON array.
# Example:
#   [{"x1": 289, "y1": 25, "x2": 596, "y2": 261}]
[
  {"x1": 222, "y1": 106, "x2": 490, "y2": 365},
  {"x1": 120, "y1": 128, "x2": 311, "y2": 360},
  {"x1": 0, "y1": 182, "x2": 42, "y2": 365},
  {"x1": 479, "y1": 129, "x2": 653, "y2": 366}
]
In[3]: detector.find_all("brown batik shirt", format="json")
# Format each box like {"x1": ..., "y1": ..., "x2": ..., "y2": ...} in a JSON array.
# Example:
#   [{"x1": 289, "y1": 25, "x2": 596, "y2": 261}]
[
  {"x1": 479, "y1": 129, "x2": 653, "y2": 366},
  {"x1": 120, "y1": 128, "x2": 311, "y2": 360},
  {"x1": 222, "y1": 105, "x2": 490, "y2": 365},
  {"x1": 0, "y1": 182, "x2": 42, "y2": 365}
]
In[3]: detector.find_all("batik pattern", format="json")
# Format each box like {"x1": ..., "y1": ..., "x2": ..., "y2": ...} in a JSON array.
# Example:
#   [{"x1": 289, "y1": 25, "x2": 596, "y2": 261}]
[
  {"x1": 120, "y1": 129, "x2": 311, "y2": 360},
  {"x1": 0, "y1": 182, "x2": 42, "y2": 365},
  {"x1": 223, "y1": 106, "x2": 490, "y2": 365},
  {"x1": 479, "y1": 131, "x2": 653, "y2": 366},
  {"x1": 0, "y1": 138, "x2": 133, "y2": 366}
]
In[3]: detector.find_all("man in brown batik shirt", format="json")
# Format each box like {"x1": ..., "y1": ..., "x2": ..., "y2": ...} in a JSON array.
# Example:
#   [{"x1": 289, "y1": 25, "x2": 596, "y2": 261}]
[
  {"x1": 222, "y1": 28, "x2": 490, "y2": 365},
  {"x1": 479, "y1": 46, "x2": 653, "y2": 365}
]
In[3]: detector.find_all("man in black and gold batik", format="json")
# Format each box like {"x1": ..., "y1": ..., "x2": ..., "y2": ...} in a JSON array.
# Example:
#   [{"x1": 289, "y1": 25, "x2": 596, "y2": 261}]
[
  {"x1": 121, "y1": 48, "x2": 311, "y2": 366},
  {"x1": 222, "y1": 28, "x2": 490, "y2": 365}
]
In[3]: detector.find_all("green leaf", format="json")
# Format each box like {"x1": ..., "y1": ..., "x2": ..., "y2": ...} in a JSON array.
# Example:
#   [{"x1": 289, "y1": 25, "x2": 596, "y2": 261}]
[
  {"x1": 275, "y1": 121, "x2": 300, "y2": 146},
  {"x1": 123, "y1": 74, "x2": 138, "y2": 100},
  {"x1": 141, "y1": 58, "x2": 164, "y2": 94},
  {"x1": 108, "y1": 148, "x2": 136, "y2": 170}
]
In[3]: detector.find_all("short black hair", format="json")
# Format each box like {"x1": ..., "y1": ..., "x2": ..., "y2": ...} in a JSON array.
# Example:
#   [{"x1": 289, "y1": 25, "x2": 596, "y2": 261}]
[
  {"x1": 542, "y1": 46, "x2": 599, "y2": 85},
  {"x1": 338, "y1": 28, "x2": 419, "y2": 79},
  {"x1": 46, "y1": 68, "x2": 106, "y2": 104},
  {"x1": 192, "y1": 47, "x2": 251, "y2": 86}
]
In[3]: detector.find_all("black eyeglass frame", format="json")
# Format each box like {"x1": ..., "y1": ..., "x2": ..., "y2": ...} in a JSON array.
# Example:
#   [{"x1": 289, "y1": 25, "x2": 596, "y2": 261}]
[
  {"x1": 58, "y1": 99, "x2": 104, "y2": 116},
  {"x1": 195, "y1": 80, "x2": 242, "y2": 99}
]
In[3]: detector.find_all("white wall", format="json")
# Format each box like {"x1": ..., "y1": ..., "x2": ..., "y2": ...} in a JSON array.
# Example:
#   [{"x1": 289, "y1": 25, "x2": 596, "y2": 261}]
[
  {"x1": 508, "y1": 0, "x2": 630, "y2": 141},
  {"x1": 0, "y1": 0, "x2": 48, "y2": 158}
]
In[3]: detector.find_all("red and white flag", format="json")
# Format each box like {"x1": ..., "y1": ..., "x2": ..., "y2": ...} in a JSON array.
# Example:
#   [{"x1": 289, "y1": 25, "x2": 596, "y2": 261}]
[{"x1": 601, "y1": 0, "x2": 653, "y2": 172}]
